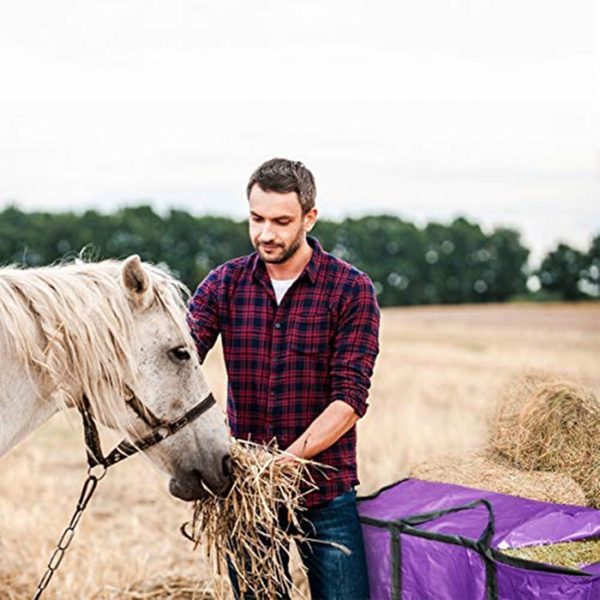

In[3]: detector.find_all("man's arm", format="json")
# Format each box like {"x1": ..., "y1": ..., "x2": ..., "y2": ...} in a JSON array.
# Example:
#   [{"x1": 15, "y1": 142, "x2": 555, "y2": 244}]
[
  {"x1": 285, "y1": 400, "x2": 359, "y2": 459},
  {"x1": 285, "y1": 274, "x2": 380, "y2": 459},
  {"x1": 187, "y1": 269, "x2": 222, "y2": 363}
]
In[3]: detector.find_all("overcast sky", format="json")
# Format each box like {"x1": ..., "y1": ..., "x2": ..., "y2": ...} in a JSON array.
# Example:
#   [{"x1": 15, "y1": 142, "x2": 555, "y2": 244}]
[{"x1": 0, "y1": 1, "x2": 597, "y2": 263}]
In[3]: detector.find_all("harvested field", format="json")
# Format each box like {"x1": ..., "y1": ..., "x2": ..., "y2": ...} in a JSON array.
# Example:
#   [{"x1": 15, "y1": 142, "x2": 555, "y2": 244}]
[
  {"x1": 107, "y1": 576, "x2": 214, "y2": 600},
  {"x1": 1, "y1": 302, "x2": 599, "y2": 597}
]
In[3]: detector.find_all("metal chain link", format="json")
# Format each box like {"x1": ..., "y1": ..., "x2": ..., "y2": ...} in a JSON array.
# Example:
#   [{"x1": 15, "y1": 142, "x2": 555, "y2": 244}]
[
  {"x1": 31, "y1": 392, "x2": 215, "y2": 598},
  {"x1": 33, "y1": 465, "x2": 107, "y2": 599}
]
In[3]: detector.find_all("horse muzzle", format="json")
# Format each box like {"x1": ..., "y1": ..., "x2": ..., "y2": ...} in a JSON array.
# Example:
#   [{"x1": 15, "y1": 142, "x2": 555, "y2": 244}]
[{"x1": 168, "y1": 455, "x2": 233, "y2": 501}]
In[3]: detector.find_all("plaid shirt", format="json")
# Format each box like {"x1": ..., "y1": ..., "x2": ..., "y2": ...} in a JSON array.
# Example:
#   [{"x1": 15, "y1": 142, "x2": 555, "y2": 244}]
[{"x1": 187, "y1": 237, "x2": 380, "y2": 507}]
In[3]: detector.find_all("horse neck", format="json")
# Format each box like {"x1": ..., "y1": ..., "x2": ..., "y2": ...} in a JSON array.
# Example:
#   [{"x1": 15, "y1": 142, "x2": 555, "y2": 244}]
[{"x1": 0, "y1": 350, "x2": 60, "y2": 458}]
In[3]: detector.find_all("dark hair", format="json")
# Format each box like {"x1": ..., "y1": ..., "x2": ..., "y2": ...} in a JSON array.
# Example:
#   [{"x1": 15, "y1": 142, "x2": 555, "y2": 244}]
[{"x1": 246, "y1": 158, "x2": 316, "y2": 213}]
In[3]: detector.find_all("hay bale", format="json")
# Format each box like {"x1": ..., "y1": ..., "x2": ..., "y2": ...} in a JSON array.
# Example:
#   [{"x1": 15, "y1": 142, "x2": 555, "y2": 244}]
[
  {"x1": 587, "y1": 461, "x2": 600, "y2": 507},
  {"x1": 489, "y1": 371, "x2": 600, "y2": 507},
  {"x1": 411, "y1": 452, "x2": 587, "y2": 505},
  {"x1": 183, "y1": 439, "x2": 318, "y2": 600},
  {"x1": 503, "y1": 538, "x2": 600, "y2": 571}
]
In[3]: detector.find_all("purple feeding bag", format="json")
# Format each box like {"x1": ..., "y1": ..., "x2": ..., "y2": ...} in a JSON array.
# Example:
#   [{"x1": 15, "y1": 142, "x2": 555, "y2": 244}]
[{"x1": 358, "y1": 479, "x2": 600, "y2": 600}]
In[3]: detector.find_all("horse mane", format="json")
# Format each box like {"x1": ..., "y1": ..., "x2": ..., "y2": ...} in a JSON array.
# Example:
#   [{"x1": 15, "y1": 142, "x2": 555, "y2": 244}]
[{"x1": 0, "y1": 258, "x2": 192, "y2": 422}]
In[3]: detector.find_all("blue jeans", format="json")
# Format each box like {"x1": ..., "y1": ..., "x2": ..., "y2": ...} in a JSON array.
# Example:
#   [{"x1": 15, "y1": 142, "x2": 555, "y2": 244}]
[{"x1": 229, "y1": 490, "x2": 369, "y2": 600}]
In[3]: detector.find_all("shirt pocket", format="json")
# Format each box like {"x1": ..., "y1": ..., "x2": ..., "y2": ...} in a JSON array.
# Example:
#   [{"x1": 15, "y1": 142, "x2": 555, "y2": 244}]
[{"x1": 290, "y1": 309, "x2": 332, "y2": 355}]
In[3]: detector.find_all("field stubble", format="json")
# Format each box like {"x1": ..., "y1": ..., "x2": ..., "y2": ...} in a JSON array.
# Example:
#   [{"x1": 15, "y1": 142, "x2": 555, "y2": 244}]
[{"x1": 1, "y1": 302, "x2": 599, "y2": 598}]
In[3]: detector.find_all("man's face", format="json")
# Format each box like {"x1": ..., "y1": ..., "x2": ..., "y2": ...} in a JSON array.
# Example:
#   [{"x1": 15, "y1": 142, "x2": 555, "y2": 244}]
[{"x1": 248, "y1": 184, "x2": 317, "y2": 264}]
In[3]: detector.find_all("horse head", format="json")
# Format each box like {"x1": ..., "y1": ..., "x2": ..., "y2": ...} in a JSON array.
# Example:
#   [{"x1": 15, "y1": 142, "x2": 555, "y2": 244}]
[{"x1": 112, "y1": 255, "x2": 233, "y2": 500}]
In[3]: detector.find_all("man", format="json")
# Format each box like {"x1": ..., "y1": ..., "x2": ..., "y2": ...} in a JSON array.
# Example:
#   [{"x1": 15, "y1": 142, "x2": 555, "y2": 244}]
[{"x1": 187, "y1": 158, "x2": 380, "y2": 599}]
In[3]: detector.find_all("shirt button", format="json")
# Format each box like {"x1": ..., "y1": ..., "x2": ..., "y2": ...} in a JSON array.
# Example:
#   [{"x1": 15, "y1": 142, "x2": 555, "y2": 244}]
[{"x1": 274, "y1": 322, "x2": 282, "y2": 329}]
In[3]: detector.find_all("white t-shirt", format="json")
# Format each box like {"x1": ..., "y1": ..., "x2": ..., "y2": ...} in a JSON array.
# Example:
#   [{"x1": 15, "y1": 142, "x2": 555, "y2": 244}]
[{"x1": 271, "y1": 276, "x2": 298, "y2": 305}]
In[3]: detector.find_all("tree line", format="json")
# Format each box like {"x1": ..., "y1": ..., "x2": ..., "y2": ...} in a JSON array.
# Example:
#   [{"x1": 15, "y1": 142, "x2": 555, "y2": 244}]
[{"x1": 0, "y1": 205, "x2": 597, "y2": 307}]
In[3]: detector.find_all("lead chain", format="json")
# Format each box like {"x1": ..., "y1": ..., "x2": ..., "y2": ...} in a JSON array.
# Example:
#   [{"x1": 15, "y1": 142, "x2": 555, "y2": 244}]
[{"x1": 33, "y1": 466, "x2": 106, "y2": 599}]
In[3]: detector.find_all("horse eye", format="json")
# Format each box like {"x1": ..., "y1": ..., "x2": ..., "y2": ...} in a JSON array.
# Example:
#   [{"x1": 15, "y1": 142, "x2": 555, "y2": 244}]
[{"x1": 169, "y1": 346, "x2": 191, "y2": 362}]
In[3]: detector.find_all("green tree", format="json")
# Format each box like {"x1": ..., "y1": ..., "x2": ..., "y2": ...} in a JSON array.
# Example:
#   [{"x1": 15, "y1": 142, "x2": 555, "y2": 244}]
[
  {"x1": 424, "y1": 218, "x2": 489, "y2": 304},
  {"x1": 538, "y1": 243, "x2": 588, "y2": 300},
  {"x1": 421, "y1": 219, "x2": 529, "y2": 304},
  {"x1": 487, "y1": 227, "x2": 530, "y2": 300},
  {"x1": 0, "y1": 205, "x2": 534, "y2": 306},
  {"x1": 582, "y1": 234, "x2": 600, "y2": 297}
]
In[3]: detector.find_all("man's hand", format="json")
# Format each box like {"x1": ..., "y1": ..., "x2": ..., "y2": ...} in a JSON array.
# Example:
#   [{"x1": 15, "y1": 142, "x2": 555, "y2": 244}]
[{"x1": 274, "y1": 451, "x2": 300, "y2": 466}]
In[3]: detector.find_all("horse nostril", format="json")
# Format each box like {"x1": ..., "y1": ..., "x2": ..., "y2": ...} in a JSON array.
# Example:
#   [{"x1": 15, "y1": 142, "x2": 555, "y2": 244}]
[{"x1": 222, "y1": 454, "x2": 233, "y2": 478}]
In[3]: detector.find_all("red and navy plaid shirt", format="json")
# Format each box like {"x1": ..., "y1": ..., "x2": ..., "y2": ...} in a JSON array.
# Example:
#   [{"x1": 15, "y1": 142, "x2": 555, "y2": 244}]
[{"x1": 187, "y1": 236, "x2": 380, "y2": 507}]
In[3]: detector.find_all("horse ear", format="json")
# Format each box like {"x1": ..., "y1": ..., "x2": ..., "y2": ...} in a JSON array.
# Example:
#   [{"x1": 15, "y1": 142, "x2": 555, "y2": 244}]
[{"x1": 122, "y1": 255, "x2": 151, "y2": 306}]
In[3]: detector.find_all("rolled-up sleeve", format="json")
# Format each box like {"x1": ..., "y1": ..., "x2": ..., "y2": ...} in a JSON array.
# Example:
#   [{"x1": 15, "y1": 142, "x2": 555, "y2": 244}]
[
  {"x1": 329, "y1": 274, "x2": 380, "y2": 417},
  {"x1": 186, "y1": 269, "x2": 221, "y2": 363}
]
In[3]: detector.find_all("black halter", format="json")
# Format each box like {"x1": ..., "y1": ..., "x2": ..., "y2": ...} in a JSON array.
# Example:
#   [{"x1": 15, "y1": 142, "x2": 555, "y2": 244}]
[{"x1": 79, "y1": 388, "x2": 217, "y2": 470}]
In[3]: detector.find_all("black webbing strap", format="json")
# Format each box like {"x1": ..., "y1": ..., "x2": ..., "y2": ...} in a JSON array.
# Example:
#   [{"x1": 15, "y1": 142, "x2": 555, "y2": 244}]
[
  {"x1": 390, "y1": 526, "x2": 401, "y2": 600},
  {"x1": 398, "y1": 499, "x2": 495, "y2": 548},
  {"x1": 361, "y1": 499, "x2": 497, "y2": 600},
  {"x1": 104, "y1": 392, "x2": 217, "y2": 467},
  {"x1": 124, "y1": 391, "x2": 164, "y2": 429},
  {"x1": 80, "y1": 394, "x2": 105, "y2": 468},
  {"x1": 78, "y1": 392, "x2": 217, "y2": 469}
]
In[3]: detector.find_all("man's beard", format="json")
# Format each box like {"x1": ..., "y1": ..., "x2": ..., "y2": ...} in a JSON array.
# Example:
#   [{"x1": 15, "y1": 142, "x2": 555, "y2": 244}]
[{"x1": 256, "y1": 227, "x2": 305, "y2": 264}]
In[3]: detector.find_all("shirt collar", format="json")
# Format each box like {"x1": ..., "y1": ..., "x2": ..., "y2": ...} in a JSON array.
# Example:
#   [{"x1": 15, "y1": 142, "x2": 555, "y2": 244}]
[
  {"x1": 251, "y1": 235, "x2": 323, "y2": 285},
  {"x1": 303, "y1": 236, "x2": 323, "y2": 284}
]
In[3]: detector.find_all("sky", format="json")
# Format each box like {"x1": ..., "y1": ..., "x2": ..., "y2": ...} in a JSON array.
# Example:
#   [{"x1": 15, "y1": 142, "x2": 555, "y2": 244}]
[{"x1": 0, "y1": 0, "x2": 597, "y2": 264}]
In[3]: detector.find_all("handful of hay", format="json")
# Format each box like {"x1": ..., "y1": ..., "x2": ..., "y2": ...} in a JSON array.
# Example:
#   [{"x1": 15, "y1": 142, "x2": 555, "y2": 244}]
[{"x1": 182, "y1": 440, "x2": 320, "y2": 599}]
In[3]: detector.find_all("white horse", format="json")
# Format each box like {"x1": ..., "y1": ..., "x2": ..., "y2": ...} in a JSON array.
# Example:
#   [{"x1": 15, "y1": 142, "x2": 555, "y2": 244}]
[{"x1": 0, "y1": 255, "x2": 232, "y2": 500}]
